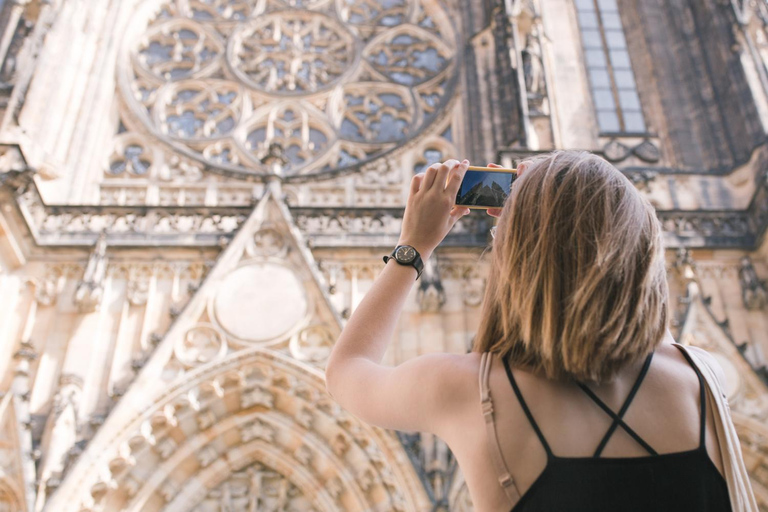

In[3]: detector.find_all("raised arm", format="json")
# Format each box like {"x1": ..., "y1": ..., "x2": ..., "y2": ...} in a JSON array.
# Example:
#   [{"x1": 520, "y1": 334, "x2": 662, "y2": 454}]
[{"x1": 324, "y1": 159, "x2": 473, "y2": 433}]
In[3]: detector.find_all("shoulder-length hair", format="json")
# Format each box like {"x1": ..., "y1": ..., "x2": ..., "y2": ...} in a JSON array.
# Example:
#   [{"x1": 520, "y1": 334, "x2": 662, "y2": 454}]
[{"x1": 472, "y1": 150, "x2": 668, "y2": 383}]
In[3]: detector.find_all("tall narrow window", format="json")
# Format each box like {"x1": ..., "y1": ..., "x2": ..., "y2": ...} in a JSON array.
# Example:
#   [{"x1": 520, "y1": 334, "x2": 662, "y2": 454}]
[{"x1": 575, "y1": 0, "x2": 646, "y2": 134}]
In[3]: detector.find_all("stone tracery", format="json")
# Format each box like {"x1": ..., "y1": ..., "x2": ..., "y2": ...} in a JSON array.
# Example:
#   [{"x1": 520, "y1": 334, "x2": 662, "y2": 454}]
[{"x1": 119, "y1": 0, "x2": 458, "y2": 180}]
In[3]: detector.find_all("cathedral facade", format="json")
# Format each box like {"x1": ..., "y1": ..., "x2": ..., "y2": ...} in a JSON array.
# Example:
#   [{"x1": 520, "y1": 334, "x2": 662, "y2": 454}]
[{"x1": 0, "y1": 0, "x2": 767, "y2": 510}]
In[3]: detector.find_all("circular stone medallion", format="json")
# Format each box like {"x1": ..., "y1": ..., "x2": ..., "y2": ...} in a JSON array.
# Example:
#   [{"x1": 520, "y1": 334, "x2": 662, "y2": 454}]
[{"x1": 214, "y1": 263, "x2": 308, "y2": 343}]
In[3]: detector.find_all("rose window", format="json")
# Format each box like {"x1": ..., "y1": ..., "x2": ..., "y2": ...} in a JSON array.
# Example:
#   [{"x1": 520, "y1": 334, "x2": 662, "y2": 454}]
[{"x1": 121, "y1": 0, "x2": 457, "y2": 180}]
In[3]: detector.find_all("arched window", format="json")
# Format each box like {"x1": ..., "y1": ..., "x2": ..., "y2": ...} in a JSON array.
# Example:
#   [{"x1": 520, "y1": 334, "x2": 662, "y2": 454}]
[{"x1": 575, "y1": 0, "x2": 646, "y2": 134}]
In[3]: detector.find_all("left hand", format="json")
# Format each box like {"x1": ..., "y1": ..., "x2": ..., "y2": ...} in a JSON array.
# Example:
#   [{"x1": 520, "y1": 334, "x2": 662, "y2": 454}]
[{"x1": 397, "y1": 159, "x2": 471, "y2": 259}]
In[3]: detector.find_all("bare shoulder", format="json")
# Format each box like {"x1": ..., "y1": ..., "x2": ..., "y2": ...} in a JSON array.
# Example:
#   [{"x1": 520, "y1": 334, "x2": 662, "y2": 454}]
[
  {"x1": 655, "y1": 338, "x2": 727, "y2": 390},
  {"x1": 409, "y1": 351, "x2": 482, "y2": 408}
]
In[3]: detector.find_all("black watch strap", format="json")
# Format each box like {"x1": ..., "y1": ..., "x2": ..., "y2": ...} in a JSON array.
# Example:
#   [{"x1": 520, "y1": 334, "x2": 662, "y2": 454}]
[{"x1": 383, "y1": 246, "x2": 424, "y2": 280}]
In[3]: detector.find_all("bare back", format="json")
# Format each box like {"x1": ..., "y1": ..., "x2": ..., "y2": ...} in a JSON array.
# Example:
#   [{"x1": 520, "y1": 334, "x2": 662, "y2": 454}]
[{"x1": 436, "y1": 334, "x2": 726, "y2": 512}]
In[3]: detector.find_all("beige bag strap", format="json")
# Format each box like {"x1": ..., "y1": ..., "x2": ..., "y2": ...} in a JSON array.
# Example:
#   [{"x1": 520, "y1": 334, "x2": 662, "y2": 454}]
[
  {"x1": 479, "y1": 351, "x2": 521, "y2": 505},
  {"x1": 674, "y1": 343, "x2": 759, "y2": 512}
]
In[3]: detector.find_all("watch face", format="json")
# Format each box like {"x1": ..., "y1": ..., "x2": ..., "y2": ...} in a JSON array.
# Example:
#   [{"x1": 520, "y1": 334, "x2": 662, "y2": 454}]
[{"x1": 395, "y1": 245, "x2": 416, "y2": 263}]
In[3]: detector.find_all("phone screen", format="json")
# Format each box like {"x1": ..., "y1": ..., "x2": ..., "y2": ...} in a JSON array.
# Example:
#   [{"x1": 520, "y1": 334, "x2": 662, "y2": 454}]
[{"x1": 455, "y1": 167, "x2": 517, "y2": 209}]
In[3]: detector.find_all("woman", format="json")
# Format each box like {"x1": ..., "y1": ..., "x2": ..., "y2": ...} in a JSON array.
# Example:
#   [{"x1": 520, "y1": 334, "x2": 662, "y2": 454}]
[{"x1": 325, "y1": 151, "x2": 735, "y2": 511}]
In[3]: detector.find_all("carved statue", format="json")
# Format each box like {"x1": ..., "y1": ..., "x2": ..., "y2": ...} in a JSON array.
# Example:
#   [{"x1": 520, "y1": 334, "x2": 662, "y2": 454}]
[
  {"x1": 38, "y1": 376, "x2": 82, "y2": 499},
  {"x1": 74, "y1": 232, "x2": 108, "y2": 312},
  {"x1": 417, "y1": 257, "x2": 446, "y2": 313},
  {"x1": 521, "y1": 29, "x2": 546, "y2": 114},
  {"x1": 739, "y1": 256, "x2": 768, "y2": 310}
]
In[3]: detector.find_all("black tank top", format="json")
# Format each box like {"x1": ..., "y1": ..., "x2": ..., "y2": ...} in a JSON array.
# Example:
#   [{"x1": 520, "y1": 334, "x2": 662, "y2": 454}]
[{"x1": 500, "y1": 346, "x2": 732, "y2": 512}]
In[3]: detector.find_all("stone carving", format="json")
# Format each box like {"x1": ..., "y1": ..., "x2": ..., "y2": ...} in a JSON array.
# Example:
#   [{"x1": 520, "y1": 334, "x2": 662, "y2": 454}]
[
  {"x1": 191, "y1": 462, "x2": 313, "y2": 512},
  {"x1": 229, "y1": 12, "x2": 357, "y2": 94},
  {"x1": 398, "y1": 431, "x2": 456, "y2": 510},
  {"x1": 106, "y1": 134, "x2": 154, "y2": 177},
  {"x1": 252, "y1": 227, "x2": 287, "y2": 258},
  {"x1": 417, "y1": 257, "x2": 446, "y2": 313},
  {"x1": 156, "y1": 80, "x2": 244, "y2": 140},
  {"x1": 126, "y1": 265, "x2": 152, "y2": 306},
  {"x1": 289, "y1": 325, "x2": 335, "y2": 363},
  {"x1": 136, "y1": 19, "x2": 223, "y2": 82},
  {"x1": 739, "y1": 256, "x2": 768, "y2": 310},
  {"x1": 239, "y1": 418, "x2": 275, "y2": 443},
  {"x1": 174, "y1": 324, "x2": 227, "y2": 367},
  {"x1": 16, "y1": 184, "x2": 249, "y2": 246},
  {"x1": 366, "y1": 28, "x2": 450, "y2": 86},
  {"x1": 38, "y1": 376, "x2": 83, "y2": 498},
  {"x1": 74, "y1": 233, "x2": 108, "y2": 312},
  {"x1": 462, "y1": 274, "x2": 486, "y2": 308},
  {"x1": 340, "y1": 83, "x2": 416, "y2": 143},
  {"x1": 625, "y1": 169, "x2": 658, "y2": 191},
  {"x1": 120, "y1": 0, "x2": 457, "y2": 179},
  {"x1": 522, "y1": 30, "x2": 546, "y2": 114},
  {"x1": 240, "y1": 385, "x2": 274, "y2": 409},
  {"x1": 601, "y1": 138, "x2": 661, "y2": 164},
  {"x1": 659, "y1": 211, "x2": 754, "y2": 248}
]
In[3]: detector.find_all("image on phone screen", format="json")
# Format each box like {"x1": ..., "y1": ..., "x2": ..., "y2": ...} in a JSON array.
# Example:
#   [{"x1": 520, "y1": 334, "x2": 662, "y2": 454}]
[{"x1": 456, "y1": 169, "x2": 516, "y2": 208}]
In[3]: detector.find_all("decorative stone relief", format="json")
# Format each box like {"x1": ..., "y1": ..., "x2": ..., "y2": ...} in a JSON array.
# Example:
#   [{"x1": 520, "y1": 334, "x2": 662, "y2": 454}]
[
  {"x1": 250, "y1": 227, "x2": 287, "y2": 258},
  {"x1": 16, "y1": 184, "x2": 249, "y2": 246},
  {"x1": 57, "y1": 349, "x2": 419, "y2": 512},
  {"x1": 191, "y1": 462, "x2": 315, "y2": 512},
  {"x1": 289, "y1": 324, "x2": 335, "y2": 364},
  {"x1": 119, "y1": 0, "x2": 458, "y2": 179},
  {"x1": 106, "y1": 134, "x2": 155, "y2": 178},
  {"x1": 174, "y1": 324, "x2": 227, "y2": 367}
]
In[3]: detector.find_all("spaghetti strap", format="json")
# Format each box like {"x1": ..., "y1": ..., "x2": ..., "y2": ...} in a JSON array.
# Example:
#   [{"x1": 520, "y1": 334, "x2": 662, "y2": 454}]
[
  {"x1": 673, "y1": 344, "x2": 707, "y2": 449},
  {"x1": 501, "y1": 354, "x2": 554, "y2": 458},
  {"x1": 577, "y1": 352, "x2": 656, "y2": 457}
]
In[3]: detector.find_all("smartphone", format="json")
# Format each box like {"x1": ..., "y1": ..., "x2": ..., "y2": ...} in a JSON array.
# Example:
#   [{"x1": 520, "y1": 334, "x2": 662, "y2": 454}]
[{"x1": 455, "y1": 165, "x2": 517, "y2": 209}]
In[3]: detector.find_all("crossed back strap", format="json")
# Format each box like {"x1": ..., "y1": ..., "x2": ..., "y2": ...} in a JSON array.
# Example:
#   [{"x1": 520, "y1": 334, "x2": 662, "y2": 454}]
[{"x1": 479, "y1": 351, "x2": 521, "y2": 504}]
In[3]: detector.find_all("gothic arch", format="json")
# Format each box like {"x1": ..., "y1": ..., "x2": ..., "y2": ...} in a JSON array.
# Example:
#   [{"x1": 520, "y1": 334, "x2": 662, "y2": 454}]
[{"x1": 73, "y1": 348, "x2": 429, "y2": 512}]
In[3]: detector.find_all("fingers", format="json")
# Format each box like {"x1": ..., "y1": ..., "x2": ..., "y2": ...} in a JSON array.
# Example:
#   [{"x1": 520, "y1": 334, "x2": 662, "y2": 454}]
[
  {"x1": 449, "y1": 205, "x2": 471, "y2": 224},
  {"x1": 434, "y1": 159, "x2": 460, "y2": 192},
  {"x1": 410, "y1": 173, "x2": 424, "y2": 196},
  {"x1": 445, "y1": 159, "x2": 469, "y2": 198},
  {"x1": 487, "y1": 208, "x2": 503, "y2": 218},
  {"x1": 487, "y1": 163, "x2": 502, "y2": 168},
  {"x1": 422, "y1": 163, "x2": 439, "y2": 191}
]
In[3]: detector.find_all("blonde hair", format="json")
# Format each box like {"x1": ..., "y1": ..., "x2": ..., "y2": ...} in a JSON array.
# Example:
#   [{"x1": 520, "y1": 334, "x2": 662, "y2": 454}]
[{"x1": 473, "y1": 150, "x2": 668, "y2": 383}]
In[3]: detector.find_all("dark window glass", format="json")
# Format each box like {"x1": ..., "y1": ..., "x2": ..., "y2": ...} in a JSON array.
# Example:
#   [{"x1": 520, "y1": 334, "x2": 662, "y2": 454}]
[
  {"x1": 574, "y1": 0, "x2": 647, "y2": 134},
  {"x1": 601, "y1": 13, "x2": 622, "y2": 29},
  {"x1": 594, "y1": 88, "x2": 616, "y2": 109},
  {"x1": 586, "y1": 49, "x2": 607, "y2": 68},
  {"x1": 623, "y1": 112, "x2": 646, "y2": 132},
  {"x1": 597, "y1": 0, "x2": 619, "y2": 12},
  {"x1": 578, "y1": 11, "x2": 599, "y2": 28},
  {"x1": 619, "y1": 89, "x2": 641, "y2": 110},
  {"x1": 581, "y1": 29, "x2": 603, "y2": 48},
  {"x1": 609, "y1": 50, "x2": 631, "y2": 69},
  {"x1": 614, "y1": 69, "x2": 635, "y2": 88},
  {"x1": 605, "y1": 30, "x2": 626, "y2": 49},
  {"x1": 589, "y1": 68, "x2": 611, "y2": 88},
  {"x1": 597, "y1": 111, "x2": 620, "y2": 132}
]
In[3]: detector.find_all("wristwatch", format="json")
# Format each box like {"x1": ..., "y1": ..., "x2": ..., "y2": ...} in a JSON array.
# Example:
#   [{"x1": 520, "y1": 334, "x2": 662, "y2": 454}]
[{"x1": 383, "y1": 245, "x2": 424, "y2": 280}]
